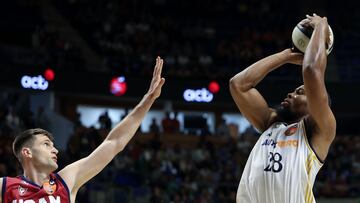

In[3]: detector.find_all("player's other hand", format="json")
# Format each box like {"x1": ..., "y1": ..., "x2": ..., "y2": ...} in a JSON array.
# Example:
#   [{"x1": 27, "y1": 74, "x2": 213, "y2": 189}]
[
  {"x1": 281, "y1": 48, "x2": 304, "y2": 65},
  {"x1": 147, "y1": 56, "x2": 165, "y2": 99}
]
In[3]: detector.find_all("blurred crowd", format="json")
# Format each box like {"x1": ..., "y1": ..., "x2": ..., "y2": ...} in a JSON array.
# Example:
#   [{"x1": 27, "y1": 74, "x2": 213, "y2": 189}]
[
  {"x1": 55, "y1": 0, "x2": 295, "y2": 79},
  {"x1": 0, "y1": 1, "x2": 84, "y2": 71},
  {"x1": 2, "y1": 0, "x2": 359, "y2": 81},
  {"x1": 0, "y1": 93, "x2": 360, "y2": 202},
  {"x1": 1, "y1": 0, "x2": 360, "y2": 202}
]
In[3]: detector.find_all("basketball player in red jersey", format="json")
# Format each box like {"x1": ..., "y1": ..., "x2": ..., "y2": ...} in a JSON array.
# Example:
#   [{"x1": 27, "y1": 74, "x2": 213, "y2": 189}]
[{"x1": 0, "y1": 57, "x2": 165, "y2": 203}]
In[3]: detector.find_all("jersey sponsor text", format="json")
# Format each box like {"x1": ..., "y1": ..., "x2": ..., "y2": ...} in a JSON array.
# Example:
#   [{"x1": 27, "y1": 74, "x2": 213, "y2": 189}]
[{"x1": 11, "y1": 196, "x2": 60, "y2": 203}]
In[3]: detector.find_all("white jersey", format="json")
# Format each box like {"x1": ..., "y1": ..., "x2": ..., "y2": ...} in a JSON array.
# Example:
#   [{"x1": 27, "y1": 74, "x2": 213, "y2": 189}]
[{"x1": 237, "y1": 119, "x2": 323, "y2": 203}]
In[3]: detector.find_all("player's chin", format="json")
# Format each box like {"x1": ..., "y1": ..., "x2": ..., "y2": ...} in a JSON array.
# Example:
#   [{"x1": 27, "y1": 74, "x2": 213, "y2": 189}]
[
  {"x1": 51, "y1": 165, "x2": 58, "y2": 172},
  {"x1": 275, "y1": 104, "x2": 286, "y2": 112},
  {"x1": 50, "y1": 162, "x2": 58, "y2": 170}
]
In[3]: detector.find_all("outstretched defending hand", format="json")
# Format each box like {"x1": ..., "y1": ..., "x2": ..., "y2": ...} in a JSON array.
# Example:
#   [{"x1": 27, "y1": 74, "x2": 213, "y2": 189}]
[{"x1": 147, "y1": 56, "x2": 166, "y2": 99}]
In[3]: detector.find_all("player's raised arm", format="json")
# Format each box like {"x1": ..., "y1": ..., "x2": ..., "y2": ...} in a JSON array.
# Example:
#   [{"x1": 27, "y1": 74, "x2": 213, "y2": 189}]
[
  {"x1": 229, "y1": 49, "x2": 303, "y2": 132},
  {"x1": 302, "y1": 14, "x2": 336, "y2": 160},
  {"x1": 58, "y1": 57, "x2": 165, "y2": 196}
]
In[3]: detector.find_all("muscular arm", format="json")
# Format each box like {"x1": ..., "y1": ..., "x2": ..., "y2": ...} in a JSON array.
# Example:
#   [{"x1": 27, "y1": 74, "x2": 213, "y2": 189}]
[
  {"x1": 302, "y1": 15, "x2": 336, "y2": 161},
  {"x1": 59, "y1": 57, "x2": 165, "y2": 194},
  {"x1": 229, "y1": 49, "x2": 302, "y2": 132}
]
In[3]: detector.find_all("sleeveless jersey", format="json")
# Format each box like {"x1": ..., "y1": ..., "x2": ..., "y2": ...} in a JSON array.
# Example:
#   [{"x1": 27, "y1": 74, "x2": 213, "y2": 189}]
[
  {"x1": 2, "y1": 173, "x2": 70, "y2": 203},
  {"x1": 236, "y1": 120, "x2": 323, "y2": 203}
]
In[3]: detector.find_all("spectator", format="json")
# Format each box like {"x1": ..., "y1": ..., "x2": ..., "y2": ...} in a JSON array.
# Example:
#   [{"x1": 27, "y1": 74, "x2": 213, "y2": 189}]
[
  {"x1": 36, "y1": 106, "x2": 50, "y2": 130},
  {"x1": 149, "y1": 118, "x2": 160, "y2": 133},
  {"x1": 171, "y1": 112, "x2": 180, "y2": 133},
  {"x1": 216, "y1": 118, "x2": 230, "y2": 137},
  {"x1": 162, "y1": 112, "x2": 174, "y2": 133},
  {"x1": 6, "y1": 106, "x2": 21, "y2": 132},
  {"x1": 98, "y1": 110, "x2": 112, "y2": 129}
]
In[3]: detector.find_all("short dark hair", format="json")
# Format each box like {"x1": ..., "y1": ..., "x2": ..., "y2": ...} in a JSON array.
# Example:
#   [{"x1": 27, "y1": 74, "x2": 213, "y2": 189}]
[{"x1": 13, "y1": 128, "x2": 54, "y2": 161}]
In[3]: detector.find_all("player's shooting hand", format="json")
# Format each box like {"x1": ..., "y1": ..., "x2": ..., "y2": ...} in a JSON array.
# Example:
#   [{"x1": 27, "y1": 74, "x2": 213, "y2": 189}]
[
  {"x1": 305, "y1": 14, "x2": 331, "y2": 47},
  {"x1": 305, "y1": 13, "x2": 329, "y2": 29},
  {"x1": 147, "y1": 56, "x2": 165, "y2": 99}
]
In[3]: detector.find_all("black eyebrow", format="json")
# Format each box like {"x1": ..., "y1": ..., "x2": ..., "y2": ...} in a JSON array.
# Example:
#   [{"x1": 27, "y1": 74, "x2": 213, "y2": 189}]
[
  {"x1": 43, "y1": 140, "x2": 54, "y2": 145},
  {"x1": 296, "y1": 88, "x2": 305, "y2": 93}
]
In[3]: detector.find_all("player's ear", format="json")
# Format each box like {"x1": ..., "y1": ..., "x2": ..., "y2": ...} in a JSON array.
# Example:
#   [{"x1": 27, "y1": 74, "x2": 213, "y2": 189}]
[{"x1": 21, "y1": 147, "x2": 32, "y2": 159}]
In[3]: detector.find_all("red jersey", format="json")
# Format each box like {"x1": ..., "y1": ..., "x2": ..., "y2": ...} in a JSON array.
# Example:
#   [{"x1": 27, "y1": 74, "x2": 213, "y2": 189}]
[{"x1": 2, "y1": 173, "x2": 70, "y2": 203}]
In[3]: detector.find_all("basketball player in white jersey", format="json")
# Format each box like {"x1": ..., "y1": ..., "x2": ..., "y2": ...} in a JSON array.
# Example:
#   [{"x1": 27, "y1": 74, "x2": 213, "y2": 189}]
[{"x1": 230, "y1": 14, "x2": 336, "y2": 203}]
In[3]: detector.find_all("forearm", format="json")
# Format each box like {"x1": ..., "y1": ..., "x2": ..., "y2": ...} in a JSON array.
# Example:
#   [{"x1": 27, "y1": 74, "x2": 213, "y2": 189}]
[
  {"x1": 230, "y1": 52, "x2": 287, "y2": 91},
  {"x1": 106, "y1": 93, "x2": 156, "y2": 152},
  {"x1": 303, "y1": 23, "x2": 327, "y2": 73}
]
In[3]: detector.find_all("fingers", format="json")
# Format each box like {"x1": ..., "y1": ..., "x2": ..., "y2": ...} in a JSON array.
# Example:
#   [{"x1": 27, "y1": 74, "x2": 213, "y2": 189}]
[
  {"x1": 306, "y1": 13, "x2": 318, "y2": 18},
  {"x1": 291, "y1": 51, "x2": 304, "y2": 56},
  {"x1": 306, "y1": 13, "x2": 327, "y2": 21},
  {"x1": 153, "y1": 56, "x2": 164, "y2": 78},
  {"x1": 158, "y1": 58, "x2": 164, "y2": 77},
  {"x1": 153, "y1": 56, "x2": 160, "y2": 77},
  {"x1": 299, "y1": 19, "x2": 311, "y2": 27},
  {"x1": 159, "y1": 78, "x2": 165, "y2": 87},
  {"x1": 304, "y1": 13, "x2": 329, "y2": 28}
]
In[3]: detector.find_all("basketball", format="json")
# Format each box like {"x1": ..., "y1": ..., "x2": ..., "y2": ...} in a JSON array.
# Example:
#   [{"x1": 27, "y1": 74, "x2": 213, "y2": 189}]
[{"x1": 292, "y1": 22, "x2": 334, "y2": 55}]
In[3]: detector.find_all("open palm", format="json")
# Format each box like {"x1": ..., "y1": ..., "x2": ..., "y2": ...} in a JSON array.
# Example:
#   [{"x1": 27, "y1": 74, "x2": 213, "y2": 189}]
[{"x1": 147, "y1": 56, "x2": 165, "y2": 99}]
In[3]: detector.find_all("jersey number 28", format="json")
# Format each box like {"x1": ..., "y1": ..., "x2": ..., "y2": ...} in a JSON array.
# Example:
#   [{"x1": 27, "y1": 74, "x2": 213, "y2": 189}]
[{"x1": 264, "y1": 152, "x2": 283, "y2": 173}]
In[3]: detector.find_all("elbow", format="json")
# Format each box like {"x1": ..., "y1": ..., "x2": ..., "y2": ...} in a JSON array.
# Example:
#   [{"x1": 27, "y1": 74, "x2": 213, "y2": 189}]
[
  {"x1": 229, "y1": 77, "x2": 238, "y2": 90},
  {"x1": 229, "y1": 77, "x2": 241, "y2": 93},
  {"x1": 303, "y1": 52, "x2": 327, "y2": 74},
  {"x1": 302, "y1": 64, "x2": 321, "y2": 79},
  {"x1": 302, "y1": 62, "x2": 312, "y2": 71},
  {"x1": 105, "y1": 138, "x2": 126, "y2": 155},
  {"x1": 302, "y1": 58, "x2": 317, "y2": 72},
  {"x1": 116, "y1": 140, "x2": 126, "y2": 153},
  {"x1": 229, "y1": 76, "x2": 246, "y2": 92}
]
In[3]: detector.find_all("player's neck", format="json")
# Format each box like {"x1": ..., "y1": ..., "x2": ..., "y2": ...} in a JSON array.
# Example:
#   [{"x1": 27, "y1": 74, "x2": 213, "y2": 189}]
[
  {"x1": 275, "y1": 107, "x2": 305, "y2": 125},
  {"x1": 23, "y1": 168, "x2": 51, "y2": 186}
]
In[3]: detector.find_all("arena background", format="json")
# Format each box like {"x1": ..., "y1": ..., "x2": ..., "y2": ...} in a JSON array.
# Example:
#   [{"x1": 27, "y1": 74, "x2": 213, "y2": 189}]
[{"x1": 0, "y1": 0, "x2": 360, "y2": 202}]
